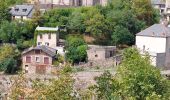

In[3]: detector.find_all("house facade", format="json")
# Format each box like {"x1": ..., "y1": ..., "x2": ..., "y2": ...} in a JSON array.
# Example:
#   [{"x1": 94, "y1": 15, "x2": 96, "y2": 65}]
[
  {"x1": 22, "y1": 46, "x2": 56, "y2": 74},
  {"x1": 10, "y1": 5, "x2": 34, "y2": 20},
  {"x1": 136, "y1": 24, "x2": 170, "y2": 69},
  {"x1": 36, "y1": 26, "x2": 59, "y2": 49}
]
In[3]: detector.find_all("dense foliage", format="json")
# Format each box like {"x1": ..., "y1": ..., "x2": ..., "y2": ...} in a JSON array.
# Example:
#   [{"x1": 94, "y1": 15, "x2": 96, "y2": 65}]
[
  {"x1": 0, "y1": 21, "x2": 36, "y2": 50},
  {"x1": 0, "y1": 44, "x2": 20, "y2": 73},
  {"x1": 92, "y1": 48, "x2": 170, "y2": 100},
  {"x1": 65, "y1": 35, "x2": 87, "y2": 64},
  {"x1": 41, "y1": 0, "x2": 159, "y2": 46}
]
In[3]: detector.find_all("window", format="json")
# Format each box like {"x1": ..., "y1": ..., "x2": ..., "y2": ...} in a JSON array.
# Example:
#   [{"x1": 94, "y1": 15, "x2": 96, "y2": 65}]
[
  {"x1": 48, "y1": 34, "x2": 51, "y2": 39},
  {"x1": 44, "y1": 57, "x2": 49, "y2": 64},
  {"x1": 40, "y1": 34, "x2": 43, "y2": 39},
  {"x1": 22, "y1": 9, "x2": 27, "y2": 12},
  {"x1": 35, "y1": 50, "x2": 40, "y2": 54},
  {"x1": 26, "y1": 56, "x2": 31, "y2": 63},
  {"x1": 95, "y1": 54, "x2": 98, "y2": 57},
  {"x1": 110, "y1": 51, "x2": 113, "y2": 57},
  {"x1": 25, "y1": 65, "x2": 28, "y2": 73},
  {"x1": 38, "y1": 42, "x2": 42, "y2": 46},
  {"x1": 36, "y1": 57, "x2": 40, "y2": 63},
  {"x1": 15, "y1": 8, "x2": 19, "y2": 11},
  {"x1": 45, "y1": 42, "x2": 49, "y2": 46}
]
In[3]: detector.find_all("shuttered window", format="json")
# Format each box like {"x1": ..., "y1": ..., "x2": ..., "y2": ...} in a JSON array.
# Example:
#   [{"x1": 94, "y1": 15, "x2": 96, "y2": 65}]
[
  {"x1": 26, "y1": 56, "x2": 31, "y2": 63},
  {"x1": 44, "y1": 57, "x2": 49, "y2": 64}
]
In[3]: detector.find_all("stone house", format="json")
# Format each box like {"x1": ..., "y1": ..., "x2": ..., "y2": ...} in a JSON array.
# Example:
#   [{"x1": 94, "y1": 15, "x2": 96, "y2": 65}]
[
  {"x1": 87, "y1": 45, "x2": 116, "y2": 61},
  {"x1": 10, "y1": 5, "x2": 34, "y2": 20},
  {"x1": 36, "y1": 26, "x2": 65, "y2": 55},
  {"x1": 136, "y1": 24, "x2": 170, "y2": 69},
  {"x1": 22, "y1": 46, "x2": 56, "y2": 74}
]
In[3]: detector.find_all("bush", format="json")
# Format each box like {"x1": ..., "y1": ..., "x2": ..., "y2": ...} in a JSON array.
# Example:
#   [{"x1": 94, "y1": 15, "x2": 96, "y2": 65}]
[{"x1": 0, "y1": 58, "x2": 17, "y2": 74}]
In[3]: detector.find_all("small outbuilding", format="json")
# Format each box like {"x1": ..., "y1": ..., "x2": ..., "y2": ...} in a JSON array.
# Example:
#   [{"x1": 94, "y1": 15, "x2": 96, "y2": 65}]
[{"x1": 87, "y1": 45, "x2": 116, "y2": 61}]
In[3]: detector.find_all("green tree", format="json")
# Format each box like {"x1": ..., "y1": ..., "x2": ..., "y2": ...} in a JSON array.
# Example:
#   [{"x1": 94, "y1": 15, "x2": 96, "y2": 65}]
[
  {"x1": 0, "y1": 21, "x2": 35, "y2": 47},
  {"x1": 0, "y1": 44, "x2": 20, "y2": 73},
  {"x1": 68, "y1": 11, "x2": 85, "y2": 34},
  {"x1": 91, "y1": 48, "x2": 170, "y2": 100},
  {"x1": 91, "y1": 71, "x2": 120, "y2": 100},
  {"x1": 112, "y1": 25, "x2": 134, "y2": 46},
  {"x1": 116, "y1": 48, "x2": 169, "y2": 99},
  {"x1": 0, "y1": 1, "x2": 11, "y2": 24},
  {"x1": 65, "y1": 35, "x2": 87, "y2": 64}
]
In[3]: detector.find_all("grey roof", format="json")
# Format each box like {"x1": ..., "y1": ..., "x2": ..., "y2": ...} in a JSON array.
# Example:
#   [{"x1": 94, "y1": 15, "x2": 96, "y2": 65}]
[
  {"x1": 88, "y1": 45, "x2": 116, "y2": 49},
  {"x1": 22, "y1": 46, "x2": 56, "y2": 57},
  {"x1": 136, "y1": 24, "x2": 170, "y2": 37},
  {"x1": 36, "y1": 26, "x2": 58, "y2": 31},
  {"x1": 10, "y1": 5, "x2": 34, "y2": 18},
  {"x1": 151, "y1": 0, "x2": 165, "y2": 5}
]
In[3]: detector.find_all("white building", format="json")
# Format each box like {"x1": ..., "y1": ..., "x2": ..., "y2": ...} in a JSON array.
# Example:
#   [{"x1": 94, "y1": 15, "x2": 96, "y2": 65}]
[{"x1": 136, "y1": 24, "x2": 170, "y2": 69}]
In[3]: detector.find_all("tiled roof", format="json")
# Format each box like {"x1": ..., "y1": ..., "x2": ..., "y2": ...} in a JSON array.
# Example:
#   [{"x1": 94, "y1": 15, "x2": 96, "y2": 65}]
[
  {"x1": 10, "y1": 5, "x2": 34, "y2": 17},
  {"x1": 22, "y1": 46, "x2": 56, "y2": 57},
  {"x1": 136, "y1": 24, "x2": 170, "y2": 37}
]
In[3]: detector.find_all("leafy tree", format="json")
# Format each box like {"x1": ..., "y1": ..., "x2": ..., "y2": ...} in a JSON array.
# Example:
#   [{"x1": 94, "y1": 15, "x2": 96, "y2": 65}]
[
  {"x1": 65, "y1": 35, "x2": 87, "y2": 64},
  {"x1": 0, "y1": 1, "x2": 11, "y2": 24},
  {"x1": 0, "y1": 44, "x2": 20, "y2": 73},
  {"x1": 68, "y1": 11, "x2": 85, "y2": 34},
  {"x1": 0, "y1": 21, "x2": 35, "y2": 46},
  {"x1": 91, "y1": 48, "x2": 170, "y2": 100},
  {"x1": 91, "y1": 71, "x2": 120, "y2": 100},
  {"x1": 112, "y1": 25, "x2": 134, "y2": 45},
  {"x1": 2, "y1": 58, "x2": 17, "y2": 73},
  {"x1": 117, "y1": 48, "x2": 169, "y2": 99},
  {"x1": 41, "y1": 8, "x2": 73, "y2": 27},
  {"x1": 84, "y1": 7, "x2": 106, "y2": 37},
  {"x1": 131, "y1": 0, "x2": 160, "y2": 25}
]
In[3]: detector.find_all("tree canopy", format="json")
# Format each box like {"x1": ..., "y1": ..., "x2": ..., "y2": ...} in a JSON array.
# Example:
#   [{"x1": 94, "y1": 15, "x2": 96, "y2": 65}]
[
  {"x1": 65, "y1": 35, "x2": 87, "y2": 64},
  {"x1": 92, "y1": 48, "x2": 170, "y2": 100},
  {"x1": 41, "y1": 0, "x2": 159, "y2": 46}
]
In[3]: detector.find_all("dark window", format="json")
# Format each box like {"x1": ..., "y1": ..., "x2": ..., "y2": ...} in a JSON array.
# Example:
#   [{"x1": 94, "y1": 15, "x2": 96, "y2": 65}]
[
  {"x1": 44, "y1": 57, "x2": 49, "y2": 64},
  {"x1": 38, "y1": 42, "x2": 42, "y2": 45},
  {"x1": 25, "y1": 65, "x2": 28, "y2": 73},
  {"x1": 15, "y1": 8, "x2": 19, "y2": 11},
  {"x1": 48, "y1": 34, "x2": 51, "y2": 39},
  {"x1": 95, "y1": 54, "x2": 98, "y2": 57},
  {"x1": 110, "y1": 51, "x2": 113, "y2": 57},
  {"x1": 40, "y1": 34, "x2": 43, "y2": 39},
  {"x1": 22, "y1": 9, "x2": 27, "y2": 12},
  {"x1": 26, "y1": 56, "x2": 31, "y2": 63},
  {"x1": 36, "y1": 57, "x2": 40, "y2": 62},
  {"x1": 45, "y1": 42, "x2": 49, "y2": 46},
  {"x1": 35, "y1": 50, "x2": 40, "y2": 54}
]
